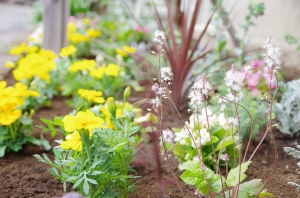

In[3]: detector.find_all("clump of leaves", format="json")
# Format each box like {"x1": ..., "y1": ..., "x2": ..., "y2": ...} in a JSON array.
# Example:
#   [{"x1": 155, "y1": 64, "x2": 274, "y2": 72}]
[
  {"x1": 284, "y1": 145, "x2": 300, "y2": 191},
  {"x1": 274, "y1": 79, "x2": 300, "y2": 136}
]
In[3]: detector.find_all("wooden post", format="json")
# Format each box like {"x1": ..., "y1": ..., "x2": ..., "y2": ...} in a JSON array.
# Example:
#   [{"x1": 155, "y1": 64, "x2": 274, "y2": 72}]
[{"x1": 43, "y1": 0, "x2": 70, "y2": 53}]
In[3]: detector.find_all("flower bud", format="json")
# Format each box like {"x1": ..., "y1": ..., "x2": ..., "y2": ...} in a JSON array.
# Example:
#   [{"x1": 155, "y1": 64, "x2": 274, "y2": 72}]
[
  {"x1": 123, "y1": 86, "x2": 131, "y2": 103},
  {"x1": 107, "y1": 97, "x2": 117, "y2": 118},
  {"x1": 5, "y1": 61, "x2": 15, "y2": 68}
]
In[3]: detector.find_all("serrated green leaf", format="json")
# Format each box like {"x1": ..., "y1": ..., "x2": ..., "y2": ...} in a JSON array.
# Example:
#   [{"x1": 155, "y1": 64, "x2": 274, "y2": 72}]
[
  {"x1": 86, "y1": 178, "x2": 97, "y2": 185},
  {"x1": 33, "y1": 154, "x2": 47, "y2": 163},
  {"x1": 238, "y1": 179, "x2": 263, "y2": 197},
  {"x1": 179, "y1": 160, "x2": 201, "y2": 172},
  {"x1": 83, "y1": 178, "x2": 89, "y2": 195},
  {"x1": 73, "y1": 177, "x2": 84, "y2": 188},
  {"x1": 226, "y1": 161, "x2": 251, "y2": 187},
  {"x1": 180, "y1": 170, "x2": 205, "y2": 187}
]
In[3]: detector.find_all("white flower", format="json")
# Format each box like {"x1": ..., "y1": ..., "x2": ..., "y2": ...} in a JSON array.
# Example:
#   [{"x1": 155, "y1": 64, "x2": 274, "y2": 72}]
[
  {"x1": 262, "y1": 36, "x2": 281, "y2": 74},
  {"x1": 160, "y1": 128, "x2": 175, "y2": 143},
  {"x1": 218, "y1": 113, "x2": 229, "y2": 129},
  {"x1": 153, "y1": 30, "x2": 166, "y2": 42},
  {"x1": 188, "y1": 75, "x2": 212, "y2": 107},
  {"x1": 227, "y1": 117, "x2": 238, "y2": 126},
  {"x1": 192, "y1": 128, "x2": 211, "y2": 148},
  {"x1": 160, "y1": 66, "x2": 173, "y2": 83},
  {"x1": 149, "y1": 96, "x2": 161, "y2": 110},
  {"x1": 174, "y1": 126, "x2": 189, "y2": 143},
  {"x1": 244, "y1": 65, "x2": 253, "y2": 73},
  {"x1": 224, "y1": 64, "x2": 244, "y2": 92}
]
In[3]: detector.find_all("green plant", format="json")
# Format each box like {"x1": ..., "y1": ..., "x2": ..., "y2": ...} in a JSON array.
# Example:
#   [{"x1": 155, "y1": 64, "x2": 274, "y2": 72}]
[
  {"x1": 285, "y1": 35, "x2": 300, "y2": 50},
  {"x1": 284, "y1": 145, "x2": 300, "y2": 191},
  {"x1": 0, "y1": 82, "x2": 51, "y2": 157},
  {"x1": 34, "y1": 91, "x2": 147, "y2": 197},
  {"x1": 150, "y1": 32, "x2": 280, "y2": 197},
  {"x1": 274, "y1": 79, "x2": 300, "y2": 136}
]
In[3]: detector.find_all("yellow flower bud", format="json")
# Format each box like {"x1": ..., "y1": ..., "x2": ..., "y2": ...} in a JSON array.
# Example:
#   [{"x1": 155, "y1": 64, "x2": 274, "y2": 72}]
[
  {"x1": 107, "y1": 97, "x2": 117, "y2": 118},
  {"x1": 123, "y1": 87, "x2": 131, "y2": 103}
]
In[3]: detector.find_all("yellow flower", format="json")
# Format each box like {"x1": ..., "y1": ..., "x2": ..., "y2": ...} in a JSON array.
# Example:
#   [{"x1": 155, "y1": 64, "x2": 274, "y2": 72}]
[
  {"x1": 82, "y1": 18, "x2": 91, "y2": 25},
  {"x1": 69, "y1": 59, "x2": 96, "y2": 72},
  {"x1": 89, "y1": 67, "x2": 106, "y2": 79},
  {"x1": 9, "y1": 42, "x2": 27, "y2": 55},
  {"x1": 12, "y1": 51, "x2": 56, "y2": 83},
  {"x1": 0, "y1": 108, "x2": 22, "y2": 125},
  {"x1": 5, "y1": 61, "x2": 15, "y2": 69},
  {"x1": 116, "y1": 46, "x2": 136, "y2": 57},
  {"x1": 38, "y1": 49, "x2": 57, "y2": 60},
  {"x1": 69, "y1": 33, "x2": 90, "y2": 43},
  {"x1": 61, "y1": 131, "x2": 83, "y2": 151},
  {"x1": 26, "y1": 46, "x2": 39, "y2": 54},
  {"x1": 116, "y1": 48, "x2": 128, "y2": 57},
  {"x1": 68, "y1": 22, "x2": 77, "y2": 33},
  {"x1": 14, "y1": 82, "x2": 40, "y2": 98},
  {"x1": 106, "y1": 63, "x2": 120, "y2": 77},
  {"x1": 78, "y1": 89, "x2": 105, "y2": 103},
  {"x1": 87, "y1": 29, "x2": 102, "y2": 38},
  {"x1": 60, "y1": 45, "x2": 77, "y2": 57},
  {"x1": 101, "y1": 100, "x2": 122, "y2": 129},
  {"x1": 63, "y1": 109, "x2": 104, "y2": 132}
]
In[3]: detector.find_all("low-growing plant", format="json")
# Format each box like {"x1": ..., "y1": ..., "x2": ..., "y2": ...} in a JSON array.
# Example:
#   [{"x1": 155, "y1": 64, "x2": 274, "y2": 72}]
[
  {"x1": 285, "y1": 35, "x2": 300, "y2": 51},
  {"x1": 149, "y1": 31, "x2": 279, "y2": 197},
  {"x1": 274, "y1": 79, "x2": 300, "y2": 136},
  {"x1": 0, "y1": 81, "x2": 50, "y2": 157},
  {"x1": 34, "y1": 88, "x2": 148, "y2": 197},
  {"x1": 284, "y1": 145, "x2": 300, "y2": 191},
  {"x1": 7, "y1": 44, "x2": 59, "y2": 110}
]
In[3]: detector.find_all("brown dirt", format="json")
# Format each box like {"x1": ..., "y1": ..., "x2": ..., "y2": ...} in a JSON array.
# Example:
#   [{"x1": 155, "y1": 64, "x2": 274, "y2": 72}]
[{"x1": 1, "y1": 73, "x2": 300, "y2": 198}]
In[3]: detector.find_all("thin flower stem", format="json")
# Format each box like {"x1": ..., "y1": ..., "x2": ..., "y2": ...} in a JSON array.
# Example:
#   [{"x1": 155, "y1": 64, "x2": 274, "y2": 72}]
[
  {"x1": 157, "y1": 45, "x2": 186, "y2": 198},
  {"x1": 9, "y1": 124, "x2": 16, "y2": 142},
  {"x1": 255, "y1": 73, "x2": 279, "y2": 198}
]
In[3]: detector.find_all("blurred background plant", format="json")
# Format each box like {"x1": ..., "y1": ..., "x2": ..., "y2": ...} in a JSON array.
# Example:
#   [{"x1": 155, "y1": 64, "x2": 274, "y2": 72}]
[
  {"x1": 0, "y1": 81, "x2": 50, "y2": 157},
  {"x1": 274, "y1": 79, "x2": 300, "y2": 136}
]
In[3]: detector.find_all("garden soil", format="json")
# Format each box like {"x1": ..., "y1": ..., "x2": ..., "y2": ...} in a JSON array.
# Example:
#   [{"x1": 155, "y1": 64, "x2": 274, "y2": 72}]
[{"x1": 0, "y1": 73, "x2": 300, "y2": 198}]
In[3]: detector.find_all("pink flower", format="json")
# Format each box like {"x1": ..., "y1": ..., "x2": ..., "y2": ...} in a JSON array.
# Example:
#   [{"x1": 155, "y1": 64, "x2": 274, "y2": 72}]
[
  {"x1": 135, "y1": 24, "x2": 150, "y2": 34},
  {"x1": 251, "y1": 59, "x2": 264, "y2": 69},
  {"x1": 247, "y1": 72, "x2": 261, "y2": 87},
  {"x1": 250, "y1": 87, "x2": 261, "y2": 97}
]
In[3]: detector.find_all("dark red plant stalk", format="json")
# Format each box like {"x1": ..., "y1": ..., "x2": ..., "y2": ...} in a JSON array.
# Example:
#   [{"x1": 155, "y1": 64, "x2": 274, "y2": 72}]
[{"x1": 153, "y1": 0, "x2": 217, "y2": 108}]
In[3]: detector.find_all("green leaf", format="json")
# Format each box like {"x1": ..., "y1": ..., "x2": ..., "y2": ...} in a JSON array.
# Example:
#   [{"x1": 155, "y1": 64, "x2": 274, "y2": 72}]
[
  {"x1": 26, "y1": 136, "x2": 41, "y2": 146},
  {"x1": 0, "y1": 145, "x2": 6, "y2": 157},
  {"x1": 226, "y1": 161, "x2": 251, "y2": 187},
  {"x1": 180, "y1": 170, "x2": 205, "y2": 187},
  {"x1": 73, "y1": 177, "x2": 84, "y2": 189},
  {"x1": 40, "y1": 135, "x2": 51, "y2": 150},
  {"x1": 19, "y1": 116, "x2": 33, "y2": 125},
  {"x1": 239, "y1": 179, "x2": 263, "y2": 197},
  {"x1": 216, "y1": 136, "x2": 238, "y2": 151},
  {"x1": 34, "y1": 154, "x2": 48, "y2": 163},
  {"x1": 179, "y1": 160, "x2": 201, "y2": 172},
  {"x1": 83, "y1": 178, "x2": 90, "y2": 195}
]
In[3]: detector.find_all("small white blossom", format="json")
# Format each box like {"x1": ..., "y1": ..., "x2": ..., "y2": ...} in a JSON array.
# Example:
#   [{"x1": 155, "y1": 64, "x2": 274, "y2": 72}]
[
  {"x1": 262, "y1": 36, "x2": 281, "y2": 74},
  {"x1": 153, "y1": 30, "x2": 166, "y2": 42},
  {"x1": 160, "y1": 128, "x2": 175, "y2": 143},
  {"x1": 227, "y1": 117, "x2": 238, "y2": 126},
  {"x1": 224, "y1": 64, "x2": 244, "y2": 92},
  {"x1": 188, "y1": 75, "x2": 212, "y2": 107},
  {"x1": 160, "y1": 66, "x2": 173, "y2": 83},
  {"x1": 149, "y1": 96, "x2": 161, "y2": 110},
  {"x1": 244, "y1": 65, "x2": 253, "y2": 73}
]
